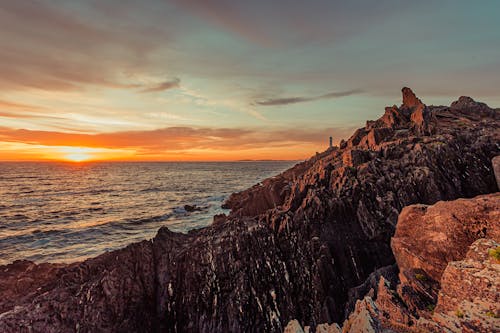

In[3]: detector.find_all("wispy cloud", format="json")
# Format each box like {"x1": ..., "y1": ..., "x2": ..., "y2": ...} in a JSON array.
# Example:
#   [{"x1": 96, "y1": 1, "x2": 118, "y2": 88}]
[
  {"x1": 0, "y1": 99, "x2": 67, "y2": 120},
  {"x1": 0, "y1": 125, "x2": 355, "y2": 152},
  {"x1": 254, "y1": 89, "x2": 363, "y2": 106},
  {"x1": 0, "y1": 99, "x2": 42, "y2": 110},
  {"x1": 140, "y1": 78, "x2": 180, "y2": 93}
]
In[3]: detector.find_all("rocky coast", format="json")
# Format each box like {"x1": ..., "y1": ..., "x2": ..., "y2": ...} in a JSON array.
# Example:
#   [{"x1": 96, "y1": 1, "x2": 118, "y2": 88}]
[{"x1": 1, "y1": 88, "x2": 498, "y2": 332}]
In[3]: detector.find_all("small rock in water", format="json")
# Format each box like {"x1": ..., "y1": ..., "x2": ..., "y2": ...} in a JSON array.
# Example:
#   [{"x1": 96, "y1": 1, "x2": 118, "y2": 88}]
[{"x1": 184, "y1": 204, "x2": 202, "y2": 212}]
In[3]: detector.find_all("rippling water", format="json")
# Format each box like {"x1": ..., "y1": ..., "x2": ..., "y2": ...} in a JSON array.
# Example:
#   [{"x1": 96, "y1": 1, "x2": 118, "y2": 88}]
[{"x1": 0, "y1": 161, "x2": 295, "y2": 265}]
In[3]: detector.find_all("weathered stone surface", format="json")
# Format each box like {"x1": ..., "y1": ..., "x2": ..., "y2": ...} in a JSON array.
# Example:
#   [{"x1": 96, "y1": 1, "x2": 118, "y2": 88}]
[
  {"x1": 342, "y1": 149, "x2": 370, "y2": 167},
  {"x1": 345, "y1": 265, "x2": 398, "y2": 318},
  {"x1": 365, "y1": 128, "x2": 394, "y2": 148},
  {"x1": 322, "y1": 194, "x2": 499, "y2": 333},
  {"x1": 450, "y1": 96, "x2": 495, "y2": 116},
  {"x1": 0, "y1": 241, "x2": 156, "y2": 333},
  {"x1": 373, "y1": 277, "x2": 414, "y2": 330},
  {"x1": 0, "y1": 260, "x2": 64, "y2": 314},
  {"x1": 284, "y1": 319, "x2": 305, "y2": 333},
  {"x1": 391, "y1": 193, "x2": 500, "y2": 315},
  {"x1": 341, "y1": 297, "x2": 381, "y2": 333},
  {"x1": 379, "y1": 105, "x2": 409, "y2": 129},
  {"x1": 431, "y1": 238, "x2": 500, "y2": 333},
  {"x1": 401, "y1": 87, "x2": 424, "y2": 110},
  {"x1": 0, "y1": 89, "x2": 498, "y2": 332}
]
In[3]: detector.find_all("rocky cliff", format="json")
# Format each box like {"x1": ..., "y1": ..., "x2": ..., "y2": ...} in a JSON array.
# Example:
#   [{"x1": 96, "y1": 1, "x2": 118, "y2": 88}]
[
  {"x1": 288, "y1": 193, "x2": 499, "y2": 333},
  {"x1": 0, "y1": 88, "x2": 498, "y2": 333}
]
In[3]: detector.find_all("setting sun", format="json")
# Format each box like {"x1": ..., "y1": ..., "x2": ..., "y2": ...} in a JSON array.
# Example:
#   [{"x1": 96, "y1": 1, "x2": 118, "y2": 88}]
[
  {"x1": 60, "y1": 147, "x2": 93, "y2": 162},
  {"x1": 65, "y1": 153, "x2": 90, "y2": 162}
]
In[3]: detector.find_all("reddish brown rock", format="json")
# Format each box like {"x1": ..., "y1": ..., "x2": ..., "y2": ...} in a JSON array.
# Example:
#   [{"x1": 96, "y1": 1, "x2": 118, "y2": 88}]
[
  {"x1": 450, "y1": 96, "x2": 495, "y2": 116},
  {"x1": 401, "y1": 87, "x2": 424, "y2": 110},
  {"x1": 391, "y1": 194, "x2": 500, "y2": 314},
  {"x1": 379, "y1": 105, "x2": 410, "y2": 129},
  {"x1": 430, "y1": 238, "x2": 500, "y2": 333},
  {"x1": 341, "y1": 297, "x2": 382, "y2": 333},
  {"x1": 365, "y1": 128, "x2": 394, "y2": 148},
  {"x1": 342, "y1": 149, "x2": 370, "y2": 167},
  {"x1": 346, "y1": 128, "x2": 368, "y2": 147}
]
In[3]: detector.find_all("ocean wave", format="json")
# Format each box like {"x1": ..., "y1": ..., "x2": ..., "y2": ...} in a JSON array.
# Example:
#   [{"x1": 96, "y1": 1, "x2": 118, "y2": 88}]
[
  {"x1": 125, "y1": 213, "x2": 173, "y2": 225},
  {"x1": 0, "y1": 161, "x2": 295, "y2": 264}
]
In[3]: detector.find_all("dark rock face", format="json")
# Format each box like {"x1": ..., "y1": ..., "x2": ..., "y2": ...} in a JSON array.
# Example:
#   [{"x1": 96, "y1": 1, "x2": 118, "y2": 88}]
[
  {"x1": 0, "y1": 89, "x2": 498, "y2": 333},
  {"x1": 343, "y1": 264, "x2": 398, "y2": 319},
  {"x1": 0, "y1": 241, "x2": 157, "y2": 333},
  {"x1": 287, "y1": 193, "x2": 500, "y2": 333},
  {"x1": 0, "y1": 260, "x2": 64, "y2": 315},
  {"x1": 493, "y1": 155, "x2": 500, "y2": 189}
]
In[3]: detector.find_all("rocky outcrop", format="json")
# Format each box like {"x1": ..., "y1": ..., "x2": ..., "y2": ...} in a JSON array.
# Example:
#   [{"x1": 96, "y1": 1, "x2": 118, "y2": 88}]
[
  {"x1": 0, "y1": 89, "x2": 498, "y2": 332},
  {"x1": 391, "y1": 193, "x2": 500, "y2": 315},
  {"x1": 0, "y1": 260, "x2": 64, "y2": 315},
  {"x1": 287, "y1": 193, "x2": 499, "y2": 333},
  {"x1": 344, "y1": 265, "x2": 398, "y2": 318},
  {"x1": 0, "y1": 241, "x2": 157, "y2": 333}
]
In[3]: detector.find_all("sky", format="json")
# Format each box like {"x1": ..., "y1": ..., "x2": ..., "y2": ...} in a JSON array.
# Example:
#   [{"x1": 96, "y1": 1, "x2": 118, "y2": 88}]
[{"x1": 0, "y1": 0, "x2": 499, "y2": 161}]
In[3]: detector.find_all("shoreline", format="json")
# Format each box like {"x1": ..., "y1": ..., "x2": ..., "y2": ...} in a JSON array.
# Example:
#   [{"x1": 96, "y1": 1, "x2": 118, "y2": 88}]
[{"x1": 1, "y1": 88, "x2": 498, "y2": 332}]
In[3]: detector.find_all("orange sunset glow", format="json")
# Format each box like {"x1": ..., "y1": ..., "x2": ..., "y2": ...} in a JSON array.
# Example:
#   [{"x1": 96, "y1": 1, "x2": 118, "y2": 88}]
[
  {"x1": 1, "y1": 1, "x2": 499, "y2": 162},
  {"x1": 0, "y1": 126, "x2": 350, "y2": 161}
]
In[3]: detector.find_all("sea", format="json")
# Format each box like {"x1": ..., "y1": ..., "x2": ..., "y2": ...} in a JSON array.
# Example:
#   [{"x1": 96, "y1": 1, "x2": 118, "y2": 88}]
[{"x1": 0, "y1": 161, "x2": 295, "y2": 265}]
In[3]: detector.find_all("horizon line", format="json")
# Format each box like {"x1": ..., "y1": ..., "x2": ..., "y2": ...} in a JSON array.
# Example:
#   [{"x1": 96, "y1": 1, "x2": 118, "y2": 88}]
[{"x1": 0, "y1": 159, "x2": 302, "y2": 163}]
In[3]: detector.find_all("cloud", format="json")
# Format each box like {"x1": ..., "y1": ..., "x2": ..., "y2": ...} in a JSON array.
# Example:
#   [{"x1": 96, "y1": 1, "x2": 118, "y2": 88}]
[
  {"x1": 0, "y1": 99, "x2": 42, "y2": 111},
  {"x1": 0, "y1": 1, "x2": 173, "y2": 91},
  {"x1": 0, "y1": 125, "x2": 355, "y2": 152},
  {"x1": 168, "y1": 1, "x2": 428, "y2": 47},
  {"x1": 254, "y1": 89, "x2": 363, "y2": 106},
  {"x1": 140, "y1": 78, "x2": 180, "y2": 93},
  {"x1": 0, "y1": 99, "x2": 69, "y2": 120}
]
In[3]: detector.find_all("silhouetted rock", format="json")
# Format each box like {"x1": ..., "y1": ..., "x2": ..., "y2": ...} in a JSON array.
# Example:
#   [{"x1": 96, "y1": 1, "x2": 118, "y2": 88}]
[
  {"x1": 0, "y1": 89, "x2": 498, "y2": 332},
  {"x1": 184, "y1": 204, "x2": 202, "y2": 212}
]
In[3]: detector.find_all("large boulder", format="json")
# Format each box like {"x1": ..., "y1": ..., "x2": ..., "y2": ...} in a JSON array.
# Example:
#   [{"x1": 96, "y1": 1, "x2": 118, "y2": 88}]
[{"x1": 391, "y1": 194, "x2": 500, "y2": 314}]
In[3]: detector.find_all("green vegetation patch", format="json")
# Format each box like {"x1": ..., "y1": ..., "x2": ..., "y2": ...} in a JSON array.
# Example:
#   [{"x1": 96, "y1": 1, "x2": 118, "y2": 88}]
[
  {"x1": 415, "y1": 273, "x2": 427, "y2": 281},
  {"x1": 486, "y1": 310, "x2": 499, "y2": 318},
  {"x1": 488, "y1": 246, "x2": 500, "y2": 261}
]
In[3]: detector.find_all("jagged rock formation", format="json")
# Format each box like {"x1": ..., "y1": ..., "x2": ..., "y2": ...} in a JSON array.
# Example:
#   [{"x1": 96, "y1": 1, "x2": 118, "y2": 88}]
[
  {"x1": 0, "y1": 88, "x2": 498, "y2": 333},
  {"x1": 288, "y1": 193, "x2": 499, "y2": 333}
]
